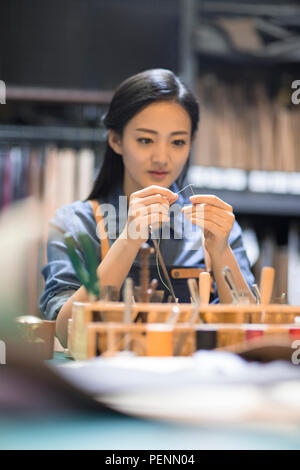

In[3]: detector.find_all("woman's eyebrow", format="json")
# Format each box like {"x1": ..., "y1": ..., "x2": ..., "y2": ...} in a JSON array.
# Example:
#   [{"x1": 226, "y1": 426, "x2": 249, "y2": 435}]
[{"x1": 135, "y1": 128, "x2": 189, "y2": 136}]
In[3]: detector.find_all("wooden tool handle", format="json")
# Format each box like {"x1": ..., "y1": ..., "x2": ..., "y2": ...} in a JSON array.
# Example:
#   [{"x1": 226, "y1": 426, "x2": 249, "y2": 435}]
[
  {"x1": 199, "y1": 272, "x2": 211, "y2": 304},
  {"x1": 140, "y1": 243, "x2": 150, "y2": 302},
  {"x1": 260, "y1": 267, "x2": 275, "y2": 305}
]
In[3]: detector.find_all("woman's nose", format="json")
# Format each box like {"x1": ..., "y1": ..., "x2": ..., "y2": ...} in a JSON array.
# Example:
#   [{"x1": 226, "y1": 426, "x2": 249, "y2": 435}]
[{"x1": 151, "y1": 143, "x2": 169, "y2": 166}]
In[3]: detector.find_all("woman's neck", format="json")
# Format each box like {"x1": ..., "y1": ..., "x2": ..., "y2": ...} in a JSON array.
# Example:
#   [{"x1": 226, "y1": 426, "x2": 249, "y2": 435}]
[{"x1": 122, "y1": 174, "x2": 143, "y2": 199}]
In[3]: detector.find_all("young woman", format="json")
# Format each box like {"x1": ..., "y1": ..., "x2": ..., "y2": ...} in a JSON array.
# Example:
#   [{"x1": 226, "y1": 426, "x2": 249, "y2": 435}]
[{"x1": 39, "y1": 68, "x2": 255, "y2": 346}]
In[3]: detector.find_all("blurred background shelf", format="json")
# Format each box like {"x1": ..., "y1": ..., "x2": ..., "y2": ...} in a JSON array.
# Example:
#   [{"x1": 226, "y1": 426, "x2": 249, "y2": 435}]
[
  {"x1": 189, "y1": 188, "x2": 300, "y2": 217},
  {"x1": 6, "y1": 86, "x2": 113, "y2": 104},
  {"x1": 0, "y1": 124, "x2": 106, "y2": 144}
]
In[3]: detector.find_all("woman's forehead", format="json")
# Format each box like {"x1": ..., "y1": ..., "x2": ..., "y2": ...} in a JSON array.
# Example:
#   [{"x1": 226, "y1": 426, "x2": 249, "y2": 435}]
[{"x1": 127, "y1": 101, "x2": 192, "y2": 132}]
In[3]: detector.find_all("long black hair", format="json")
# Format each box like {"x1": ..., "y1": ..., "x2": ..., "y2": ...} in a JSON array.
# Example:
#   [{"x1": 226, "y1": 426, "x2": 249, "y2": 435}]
[{"x1": 86, "y1": 68, "x2": 199, "y2": 200}]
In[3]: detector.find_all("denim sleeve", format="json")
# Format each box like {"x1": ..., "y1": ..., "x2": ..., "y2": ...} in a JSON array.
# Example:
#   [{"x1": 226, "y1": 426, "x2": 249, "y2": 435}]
[
  {"x1": 39, "y1": 201, "x2": 100, "y2": 320},
  {"x1": 210, "y1": 220, "x2": 255, "y2": 304}
]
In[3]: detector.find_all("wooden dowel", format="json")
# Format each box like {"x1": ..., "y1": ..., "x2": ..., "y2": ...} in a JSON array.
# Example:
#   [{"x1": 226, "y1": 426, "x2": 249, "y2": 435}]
[
  {"x1": 83, "y1": 301, "x2": 300, "y2": 314},
  {"x1": 199, "y1": 272, "x2": 211, "y2": 304},
  {"x1": 260, "y1": 266, "x2": 275, "y2": 322},
  {"x1": 260, "y1": 267, "x2": 275, "y2": 304}
]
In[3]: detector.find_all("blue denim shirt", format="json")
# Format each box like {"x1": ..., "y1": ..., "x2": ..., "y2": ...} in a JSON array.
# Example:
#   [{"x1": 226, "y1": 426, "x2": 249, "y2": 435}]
[{"x1": 39, "y1": 182, "x2": 254, "y2": 320}]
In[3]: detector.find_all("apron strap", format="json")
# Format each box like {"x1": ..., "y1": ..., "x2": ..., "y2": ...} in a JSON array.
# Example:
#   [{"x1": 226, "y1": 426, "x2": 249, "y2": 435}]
[{"x1": 88, "y1": 199, "x2": 110, "y2": 261}]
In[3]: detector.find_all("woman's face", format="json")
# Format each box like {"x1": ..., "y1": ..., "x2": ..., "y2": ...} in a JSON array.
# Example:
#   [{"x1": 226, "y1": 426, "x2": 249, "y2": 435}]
[{"x1": 108, "y1": 101, "x2": 192, "y2": 196}]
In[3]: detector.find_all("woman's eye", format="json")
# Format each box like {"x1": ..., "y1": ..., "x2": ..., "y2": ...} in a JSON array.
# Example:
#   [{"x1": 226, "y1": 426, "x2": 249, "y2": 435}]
[
  {"x1": 173, "y1": 140, "x2": 186, "y2": 146},
  {"x1": 137, "y1": 138, "x2": 153, "y2": 144}
]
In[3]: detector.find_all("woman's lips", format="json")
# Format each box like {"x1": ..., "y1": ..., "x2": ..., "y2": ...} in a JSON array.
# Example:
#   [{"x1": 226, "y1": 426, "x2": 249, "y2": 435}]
[{"x1": 148, "y1": 171, "x2": 169, "y2": 181}]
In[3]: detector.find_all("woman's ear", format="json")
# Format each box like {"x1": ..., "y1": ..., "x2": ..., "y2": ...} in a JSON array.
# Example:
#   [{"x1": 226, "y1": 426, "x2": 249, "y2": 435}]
[{"x1": 108, "y1": 129, "x2": 123, "y2": 155}]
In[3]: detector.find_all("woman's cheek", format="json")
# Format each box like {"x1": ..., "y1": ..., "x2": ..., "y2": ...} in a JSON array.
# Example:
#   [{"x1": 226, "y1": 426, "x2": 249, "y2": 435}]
[{"x1": 174, "y1": 155, "x2": 188, "y2": 176}]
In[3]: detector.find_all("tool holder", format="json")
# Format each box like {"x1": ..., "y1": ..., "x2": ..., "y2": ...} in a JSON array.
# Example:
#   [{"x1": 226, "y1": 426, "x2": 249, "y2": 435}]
[{"x1": 68, "y1": 300, "x2": 300, "y2": 360}]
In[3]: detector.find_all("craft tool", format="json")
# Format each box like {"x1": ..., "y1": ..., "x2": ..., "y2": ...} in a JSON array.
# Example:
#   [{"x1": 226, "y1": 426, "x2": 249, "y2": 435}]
[
  {"x1": 188, "y1": 278, "x2": 206, "y2": 324},
  {"x1": 260, "y1": 266, "x2": 275, "y2": 304},
  {"x1": 174, "y1": 281, "x2": 202, "y2": 355},
  {"x1": 135, "y1": 243, "x2": 151, "y2": 323},
  {"x1": 197, "y1": 271, "x2": 211, "y2": 323},
  {"x1": 260, "y1": 266, "x2": 275, "y2": 322},
  {"x1": 176, "y1": 183, "x2": 195, "y2": 196},
  {"x1": 222, "y1": 266, "x2": 240, "y2": 303},
  {"x1": 123, "y1": 277, "x2": 133, "y2": 324},
  {"x1": 199, "y1": 272, "x2": 211, "y2": 304},
  {"x1": 167, "y1": 305, "x2": 181, "y2": 324},
  {"x1": 148, "y1": 278, "x2": 158, "y2": 301},
  {"x1": 149, "y1": 224, "x2": 173, "y2": 301},
  {"x1": 279, "y1": 293, "x2": 286, "y2": 304},
  {"x1": 173, "y1": 318, "x2": 196, "y2": 355},
  {"x1": 146, "y1": 324, "x2": 173, "y2": 356},
  {"x1": 187, "y1": 278, "x2": 200, "y2": 305},
  {"x1": 252, "y1": 283, "x2": 261, "y2": 304},
  {"x1": 139, "y1": 243, "x2": 151, "y2": 303},
  {"x1": 151, "y1": 237, "x2": 177, "y2": 303}
]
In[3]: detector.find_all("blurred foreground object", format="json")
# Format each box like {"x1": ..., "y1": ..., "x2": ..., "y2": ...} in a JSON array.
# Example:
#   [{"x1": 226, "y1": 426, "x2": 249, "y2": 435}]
[
  {"x1": 16, "y1": 316, "x2": 56, "y2": 360},
  {"x1": 0, "y1": 197, "x2": 42, "y2": 339}
]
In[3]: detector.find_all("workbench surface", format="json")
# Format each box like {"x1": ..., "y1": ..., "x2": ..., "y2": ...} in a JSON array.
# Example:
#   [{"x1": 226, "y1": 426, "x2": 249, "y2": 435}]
[{"x1": 1, "y1": 352, "x2": 300, "y2": 450}]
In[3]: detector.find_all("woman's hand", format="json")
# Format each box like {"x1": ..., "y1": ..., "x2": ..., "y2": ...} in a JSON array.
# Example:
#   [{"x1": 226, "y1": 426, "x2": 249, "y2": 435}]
[
  {"x1": 182, "y1": 195, "x2": 235, "y2": 256},
  {"x1": 122, "y1": 185, "x2": 178, "y2": 243}
]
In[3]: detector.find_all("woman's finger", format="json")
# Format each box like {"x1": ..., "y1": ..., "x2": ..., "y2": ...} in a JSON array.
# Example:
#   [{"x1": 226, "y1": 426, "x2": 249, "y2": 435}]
[
  {"x1": 184, "y1": 211, "x2": 232, "y2": 230},
  {"x1": 183, "y1": 203, "x2": 234, "y2": 220},
  {"x1": 127, "y1": 213, "x2": 170, "y2": 239},
  {"x1": 189, "y1": 195, "x2": 233, "y2": 212},
  {"x1": 184, "y1": 210, "x2": 231, "y2": 232},
  {"x1": 131, "y1": 185, "x2": 178, "y2": 203},
  {"x1": 182, "y1": 205, "x2": 234, "y2": 229},
  {"x1": 188, "y1": 217, "x2": 224, "y2": 235},
  {"x1": 133, "y1": 194, "x2": 170, "y2": 208},
  {"x1": 135, "y1": 214, "x2": 170, "y2": 227},
  {"x1": 130, "y1": 203, "x2": 170, "y2": 218}
]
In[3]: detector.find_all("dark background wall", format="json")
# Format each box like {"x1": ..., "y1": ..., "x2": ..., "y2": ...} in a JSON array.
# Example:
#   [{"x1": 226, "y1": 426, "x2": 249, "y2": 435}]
[{"x1": 0, "y1": 0, "x2": 180, "y2": 90}]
